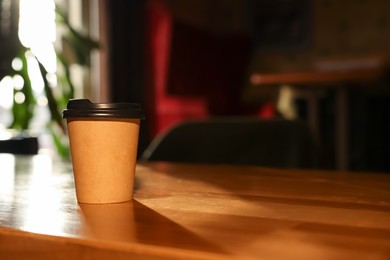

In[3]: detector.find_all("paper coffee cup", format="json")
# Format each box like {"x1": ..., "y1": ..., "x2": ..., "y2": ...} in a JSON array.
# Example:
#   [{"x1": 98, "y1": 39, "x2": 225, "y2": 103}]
[{"x1": 63, "y1": 99, "x2": 144, "y2": 204}]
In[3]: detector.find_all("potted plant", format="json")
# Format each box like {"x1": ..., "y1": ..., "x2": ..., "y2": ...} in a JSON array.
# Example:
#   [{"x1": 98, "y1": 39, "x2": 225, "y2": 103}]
[{"x1": 3, "y1": 3, "x2": 98, "y2": 157}]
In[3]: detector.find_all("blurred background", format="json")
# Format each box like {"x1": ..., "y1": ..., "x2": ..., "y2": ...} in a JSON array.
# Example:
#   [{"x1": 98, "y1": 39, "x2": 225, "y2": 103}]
[{"x1": 1, "y1": 0, "x2": 390, "y2": 172}]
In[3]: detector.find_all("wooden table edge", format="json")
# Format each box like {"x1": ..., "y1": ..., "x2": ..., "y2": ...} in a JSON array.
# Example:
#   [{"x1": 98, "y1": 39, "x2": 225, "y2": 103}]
[{"x1": 0, "y1": 226, "x2": 236, "y2": 260}]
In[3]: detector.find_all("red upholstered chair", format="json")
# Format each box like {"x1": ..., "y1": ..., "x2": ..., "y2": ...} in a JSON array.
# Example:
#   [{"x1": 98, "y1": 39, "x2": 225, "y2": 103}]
[
  {"x1": 144, "y1": 0, "x2": 272, "y2": 139},
  {"x1": 144, "y1": 0, "x2": 208, "y2": 137}
]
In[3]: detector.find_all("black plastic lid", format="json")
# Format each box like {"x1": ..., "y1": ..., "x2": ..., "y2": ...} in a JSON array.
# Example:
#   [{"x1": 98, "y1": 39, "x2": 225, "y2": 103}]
[{"x1": 62, "y1": 99, "x2": 145, "y2": 119}]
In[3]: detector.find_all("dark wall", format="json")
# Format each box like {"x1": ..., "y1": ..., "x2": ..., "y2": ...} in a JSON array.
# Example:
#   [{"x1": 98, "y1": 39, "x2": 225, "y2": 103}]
[
  {"x1": 106, "y1": 0, "x2": 144, "y2": 103},
  {"x1": 105, "y1": 0, "x2": 150, "y2": 156},
  {"x1": 104, "y1": 0, "x2": 390, "y2": 171}
]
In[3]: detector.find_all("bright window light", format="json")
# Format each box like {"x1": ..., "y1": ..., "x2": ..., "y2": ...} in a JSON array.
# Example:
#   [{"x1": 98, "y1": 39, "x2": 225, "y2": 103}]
[
  {"x1": 12, "y1": 74, "x2": 24, "y2": 90},
  {"x1": 11, "y1": 57, "x2": 23, "y2": 71},
  {"x1": 14, "y1": 92, "x2": 26, "y2": 104},
  {"x1": 0, "y1": 76, "x2": 14, "y2": 109},
  {"x1": 26, "y1": 51, "x2": 45, "y2": 92},
  {"x1": 37, "y1": 96, "x2": 48, "y2": 107},
  {"x1": 18, "y1": 0, "x2": 57, "y2": 73}
]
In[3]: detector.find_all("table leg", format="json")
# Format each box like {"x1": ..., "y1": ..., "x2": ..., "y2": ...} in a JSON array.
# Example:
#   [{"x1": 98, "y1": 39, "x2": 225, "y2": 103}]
[
  {"x1": 307, "y1": 90, "x2": 320, "y2": 144},
  {"x1": 335, "y1": 87, "x2": 348, "y2": 171}
]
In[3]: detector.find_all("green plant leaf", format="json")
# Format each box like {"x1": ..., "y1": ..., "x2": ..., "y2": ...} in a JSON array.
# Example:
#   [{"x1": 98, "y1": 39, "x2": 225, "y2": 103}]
[
  {"x1": 10, "y1": 49, "x2": 36, "y2": 130},
  {"x1": 48, "y1": 122, "x2": 70, "y2": 158},
  {"x1": 38, "y1": 61, "x2": 66, "y2": 134},
  {"x1": 56, "y1": 5, "x2": 99, "y2": 66}
]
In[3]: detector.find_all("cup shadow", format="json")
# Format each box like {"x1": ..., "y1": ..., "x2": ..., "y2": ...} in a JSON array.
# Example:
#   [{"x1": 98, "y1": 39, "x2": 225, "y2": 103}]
[{"x1": 78, "y1": 200, "x2": 226, "y2": 254}]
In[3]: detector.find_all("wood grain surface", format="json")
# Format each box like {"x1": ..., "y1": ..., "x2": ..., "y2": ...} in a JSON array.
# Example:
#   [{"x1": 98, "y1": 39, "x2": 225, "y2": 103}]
[{"x1": 0, "y1": 154, "x2": 389, "y2": 259}]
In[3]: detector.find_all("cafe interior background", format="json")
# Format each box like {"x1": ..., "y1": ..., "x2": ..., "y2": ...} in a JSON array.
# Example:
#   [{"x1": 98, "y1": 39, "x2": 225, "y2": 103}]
[{"x1": 0, "y1": 0, "x2": 390, "y2": 173}]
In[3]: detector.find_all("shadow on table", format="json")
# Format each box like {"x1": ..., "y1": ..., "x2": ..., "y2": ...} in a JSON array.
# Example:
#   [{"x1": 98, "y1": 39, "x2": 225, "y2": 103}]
[{"x1": 78, "y1": 200, "x2": 226, "y2": 254}]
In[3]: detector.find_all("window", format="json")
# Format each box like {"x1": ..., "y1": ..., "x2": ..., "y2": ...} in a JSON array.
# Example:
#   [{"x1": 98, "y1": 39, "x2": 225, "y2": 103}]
[{"x1": 0, "y1": 0, "x2": 99, "y2": 155}]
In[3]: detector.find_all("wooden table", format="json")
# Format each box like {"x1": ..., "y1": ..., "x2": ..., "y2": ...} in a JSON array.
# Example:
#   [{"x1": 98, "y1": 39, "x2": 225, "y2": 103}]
[
  {"x1": 1, "y1": 154, "x2": 390, "y2": 259},
  {"x1": 251, "y1": 69, "x2": 386, "y2": 171}
]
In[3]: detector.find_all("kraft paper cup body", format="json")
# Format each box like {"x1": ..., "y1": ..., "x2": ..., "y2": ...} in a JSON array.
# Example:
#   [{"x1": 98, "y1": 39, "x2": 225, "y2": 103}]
[{"x1": 63, "y1": 99, "x2": 144, "y2": 204}]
